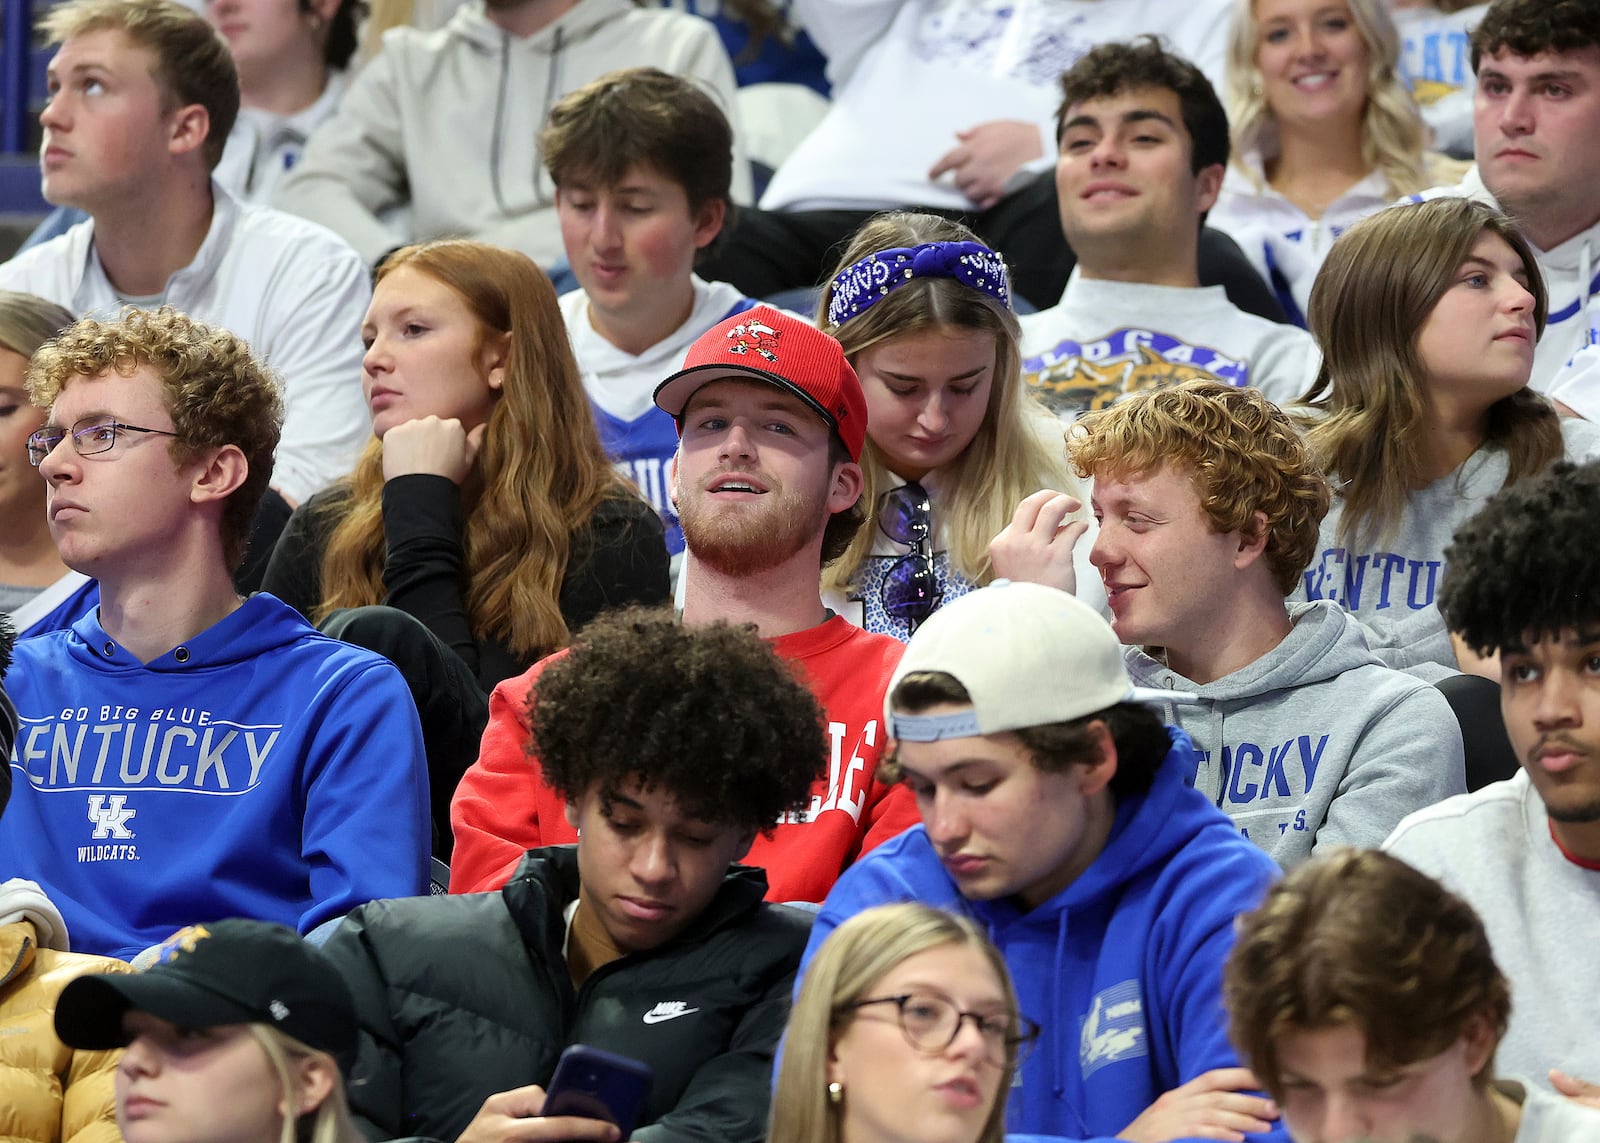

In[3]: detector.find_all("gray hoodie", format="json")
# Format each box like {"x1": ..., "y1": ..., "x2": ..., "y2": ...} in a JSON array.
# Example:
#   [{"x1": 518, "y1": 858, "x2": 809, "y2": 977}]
[
  {"x1": 273, "y1": 0, "x2": 746, "y2": 266},
  {"x1": 1127, "y1": 601, "x2": 1466, "y2": 868}
]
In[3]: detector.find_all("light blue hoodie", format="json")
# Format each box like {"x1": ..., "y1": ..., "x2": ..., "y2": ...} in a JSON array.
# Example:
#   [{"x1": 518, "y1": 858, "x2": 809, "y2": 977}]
[{"x1": 803, "y1": 730, "x2": 1285, "y2": 1143}]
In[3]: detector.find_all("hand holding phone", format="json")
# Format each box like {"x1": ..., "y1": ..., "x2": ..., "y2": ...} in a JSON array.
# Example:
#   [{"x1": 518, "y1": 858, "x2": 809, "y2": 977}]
[
  {"x1": 455, "y1": 1084, "x2": 620, "y2": 1143},
  {"x1": 541, "y1": 1045, "x2": 655, "y2": 1139}
]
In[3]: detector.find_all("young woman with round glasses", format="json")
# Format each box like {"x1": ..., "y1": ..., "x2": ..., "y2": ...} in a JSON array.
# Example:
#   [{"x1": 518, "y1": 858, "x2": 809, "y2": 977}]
[
  {"x1": 816, "y1": 213, "x2": 1100, "y2": 640},
  {"x1": 770, "y1": 902, "x2": 1036, "y2": 1143}
]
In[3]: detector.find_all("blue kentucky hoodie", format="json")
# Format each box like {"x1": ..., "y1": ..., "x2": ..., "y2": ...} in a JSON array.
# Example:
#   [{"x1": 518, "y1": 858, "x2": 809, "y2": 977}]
[
  {"x1": 0, "y1": 593, "x2": 430, "y2": 958},
  {"x1": 803, "y1": 729, "x2": 1286, "y2": 1143}
]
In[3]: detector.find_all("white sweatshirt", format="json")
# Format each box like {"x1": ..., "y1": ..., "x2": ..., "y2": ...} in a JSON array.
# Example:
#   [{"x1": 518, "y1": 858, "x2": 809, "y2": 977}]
[
  {"x1": 1393, "y1": 4, "x2": 1487, "y2": 158},
  {"x1": 1019, "y1": 270, "x2": 1321, "y2": 420},
  {"x1": 761, "y1": 0, "x2": 1234, "y2": 212},
  {"x1": 1206, "y1": 156, "x2": 1392, "y2": 327},
  {"x1": 1386, "y1": 772, "x2": 1600, "y2": 1091},
  {"x1": 0, "y1": 185, "x2": 370, "y2": 504}
]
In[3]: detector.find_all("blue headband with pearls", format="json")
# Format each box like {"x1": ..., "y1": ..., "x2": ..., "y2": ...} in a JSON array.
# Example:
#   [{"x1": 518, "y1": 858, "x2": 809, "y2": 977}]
[{"x1": 825, "y1": 241, "x2": 1012, "y2": 329}]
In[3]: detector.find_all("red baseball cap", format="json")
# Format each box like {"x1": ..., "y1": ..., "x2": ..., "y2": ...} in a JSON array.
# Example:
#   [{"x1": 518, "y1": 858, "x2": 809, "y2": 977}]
[{"x1": 653, "y1": 305, "x2": 868, "y2": 461}]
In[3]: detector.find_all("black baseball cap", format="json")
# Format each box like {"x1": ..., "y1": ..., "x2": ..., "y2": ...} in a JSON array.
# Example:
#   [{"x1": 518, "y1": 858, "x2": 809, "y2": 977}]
[{"x1": 55, "y1": 918, "x2": 358, "y2": 1068}]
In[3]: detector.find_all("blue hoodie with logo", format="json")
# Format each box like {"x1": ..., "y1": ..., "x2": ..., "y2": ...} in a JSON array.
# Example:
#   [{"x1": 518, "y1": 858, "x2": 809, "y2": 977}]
[
  {"x1": 0, "y1": 593, "x2": 430, "y2": 959},
  {"x1": 802, "y1": 730, "x2": 1285, "y2": 1143}
]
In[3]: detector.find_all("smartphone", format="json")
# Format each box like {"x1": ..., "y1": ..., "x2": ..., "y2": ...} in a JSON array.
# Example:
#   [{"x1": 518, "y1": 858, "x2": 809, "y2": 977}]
[{"x1": 541, "y1": 1045, "x2": 654, "y2": 1138}]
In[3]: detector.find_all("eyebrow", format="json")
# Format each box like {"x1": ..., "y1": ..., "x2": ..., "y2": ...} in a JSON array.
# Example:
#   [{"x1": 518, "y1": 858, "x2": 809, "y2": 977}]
[
  {"x1": 1061, "y1": 108, "x2": 1179, "y2": 135},
  {"x1": 1479, "y1": 64, "x2": 1589, "y2": 84},
  {"x1": 879, "y1": 364, "x2": 988, "y2": 384},
  {"x1": 898, "y1": 758, "x2": 997, "y2": 783}
]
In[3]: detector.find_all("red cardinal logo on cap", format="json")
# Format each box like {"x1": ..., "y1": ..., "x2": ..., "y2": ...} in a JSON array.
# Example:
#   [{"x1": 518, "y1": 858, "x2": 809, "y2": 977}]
[{"x1": 725, "y1": 320, "x2": 780, "y2": 363}]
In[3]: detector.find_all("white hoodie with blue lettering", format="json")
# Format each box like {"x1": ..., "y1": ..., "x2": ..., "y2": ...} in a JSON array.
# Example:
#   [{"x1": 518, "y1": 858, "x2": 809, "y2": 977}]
[{"x1": 1126, "y1": 600, "x2": 1466, "y2": 868}]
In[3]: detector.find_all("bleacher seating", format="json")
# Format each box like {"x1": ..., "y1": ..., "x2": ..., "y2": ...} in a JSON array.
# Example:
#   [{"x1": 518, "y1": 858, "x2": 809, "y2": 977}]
[{"x1": 0, "y1": 0, "x2": 55, "y2": 257}]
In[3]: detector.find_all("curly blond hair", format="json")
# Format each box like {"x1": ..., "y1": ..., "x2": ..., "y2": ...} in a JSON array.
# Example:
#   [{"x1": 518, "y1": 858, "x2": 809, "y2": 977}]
[
  {"x1": 1226, "y1": 0, "x2": 1429, "y2": 199},
  {"x1": 1068, "y1": 380, "x2": 1330, "y2": 595},
  {"x1": 27, "y1": 306, "x2": 284, "y2": 571}
]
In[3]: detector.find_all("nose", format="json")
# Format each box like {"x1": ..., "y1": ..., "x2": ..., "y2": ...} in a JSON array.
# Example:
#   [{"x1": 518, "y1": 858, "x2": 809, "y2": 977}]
[
  {"x1": 592, "y1": 203, "x2": 623, "y2": 250},
  {"x1": 925, "y1": 788, "x2": 970, "y2": 848},
  {"x1": 1502, "y1": 277, "x2": 1535, "y2": 314},
  {"x1": 37, "y1": 435, "x2": 76, "y2": 483},
  {"x1": 119, "y1": 1034, "x2": 159, "y2": 1079},
  {"x1": 362, "y1": 334, "x2": 389, "y2": 377},
  {"x1": 716, "y1": 420, "x2": 756, "y2": 464},
  {"x1": 1088, "y1": 135, "x2": 1126, "y2": 170},
  {"x1": 1497, "y1": 85, "x2": 1535, "y2": 135},
  {"x1": 1291, "y1": 22, "x2": 1326, "y2": 59},
  {"x1": 1088, "y1": 522, "x2": 1119, "y2": 570},
  {"x1": 946, "y1": 1014, "x2": 991, "y2": 1064},
  {"x1": 1533, "y1": 669, "x2": 1582, "y2": 730},
  {"x1": 629, "y1": 833, "x2": 675, "y2": 888},
  {"x1": 1319, "y1": 1093, "x2": 1372, "y2": 1143},
  {"x1": 39, "y1": 88, "x2": 67, "y2": 131},
  {"x1": 916, "y1": 392, "x2": 949, "y2": 434}
]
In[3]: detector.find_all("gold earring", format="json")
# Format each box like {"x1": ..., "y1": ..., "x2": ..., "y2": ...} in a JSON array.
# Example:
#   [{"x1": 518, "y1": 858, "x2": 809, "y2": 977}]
[{"x1": 827, "y1": 1081, "x2": 843, "y2": 1105}]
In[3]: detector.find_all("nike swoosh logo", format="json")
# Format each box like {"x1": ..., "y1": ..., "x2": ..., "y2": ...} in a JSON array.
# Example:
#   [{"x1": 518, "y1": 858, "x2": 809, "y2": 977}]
[{"x1": 642, "y1": 1007, "x2": 700, "y2": 1024}]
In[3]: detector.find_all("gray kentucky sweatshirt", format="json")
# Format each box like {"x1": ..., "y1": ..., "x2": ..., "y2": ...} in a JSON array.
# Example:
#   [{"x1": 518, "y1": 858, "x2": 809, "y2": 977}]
[{"x1": 1126, "y1": 601, "x2": 1466, "y2": 867}]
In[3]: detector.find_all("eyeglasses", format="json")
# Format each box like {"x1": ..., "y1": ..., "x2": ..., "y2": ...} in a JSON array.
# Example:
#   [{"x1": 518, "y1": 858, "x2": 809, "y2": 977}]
[
  {"x1": 27, "y1": 416, "x2": 181, "y2": 467},
  {"x1": 878, "y1": 482, "x2": 942, "y2": 631},
  {"x1": 843, "y1": 991, "x2": 1040, "y2": 1069}
]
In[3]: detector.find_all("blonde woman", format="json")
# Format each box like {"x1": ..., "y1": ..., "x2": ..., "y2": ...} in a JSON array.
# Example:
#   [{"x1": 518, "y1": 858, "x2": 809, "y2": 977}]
[
  {"x1": 1210, "y1": 0, "x2": 1456, "y2": 326},
  {"x1": 817, "y1": 213, "x2": 1099, "y2": 640},
  {"x1": 770, "y1": 903, "x2": 1034, "y2": 1143},
  {"x1": 0, "y1": 290, "x2": 90, "y2": 636},
  {"x1": 1292, "y1": 197, "x2": 1600, "y2": 673},
  {"x1": 54, "y1": 919, "x2": 364, "y2": 1143}
]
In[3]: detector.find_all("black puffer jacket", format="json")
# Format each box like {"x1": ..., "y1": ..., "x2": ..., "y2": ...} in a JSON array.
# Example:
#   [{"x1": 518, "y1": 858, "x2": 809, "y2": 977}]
[{"x1": 323, "y1": 846, "x2": 812, "y2": 1143}]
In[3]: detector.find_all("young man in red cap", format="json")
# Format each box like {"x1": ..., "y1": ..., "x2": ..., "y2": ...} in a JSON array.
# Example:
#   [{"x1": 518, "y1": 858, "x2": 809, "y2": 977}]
[{"x1": 449, "y1": 306, "x2": 917, "y2": 902}]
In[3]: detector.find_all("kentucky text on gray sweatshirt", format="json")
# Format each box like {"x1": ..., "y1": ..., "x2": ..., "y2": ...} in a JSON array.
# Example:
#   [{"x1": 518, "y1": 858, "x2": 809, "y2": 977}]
[
  {"x1": 1126, "y1": 601, "x2": 1466, "y2": 867},
  {"x1": 1292, "y1": 418, "x2": 1600, "y2": 673}
]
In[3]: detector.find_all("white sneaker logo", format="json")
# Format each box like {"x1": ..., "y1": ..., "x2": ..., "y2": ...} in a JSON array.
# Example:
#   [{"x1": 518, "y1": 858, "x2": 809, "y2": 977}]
[{"x1": 642, "y1": 1001, "x2": 700, "y2": 1025}]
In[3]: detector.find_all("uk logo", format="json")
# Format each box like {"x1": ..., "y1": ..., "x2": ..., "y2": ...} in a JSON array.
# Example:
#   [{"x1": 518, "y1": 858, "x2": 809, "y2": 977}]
[
  {"x1": 86, "y1": 794, "x2": 136, "y2": 839},
  {"x1": 725, "y1": 320, "x2": 780, "y2": 363},
  {"x1": 1079, "y1": 980, "x2": 1147, "y2": 1077}
]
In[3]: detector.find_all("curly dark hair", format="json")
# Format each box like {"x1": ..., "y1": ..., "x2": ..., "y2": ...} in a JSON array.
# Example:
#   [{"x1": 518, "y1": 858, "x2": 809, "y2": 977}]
[
  {"x1": 531, "y1": 607, "x2": 826, "y2": 832},
  {"x1": 1226, "y1": 849, "x2": 1510, "y2": 1099},
  {"x1": 1439, "y1": 460, "x2": 1600, "y2": 655},
  {"x1": 1471, "y1": 0, "x2": 1600, "y2": 72},
  {"x1": 1055, "y1": 35, "x2": 1230, "y2": 175}
]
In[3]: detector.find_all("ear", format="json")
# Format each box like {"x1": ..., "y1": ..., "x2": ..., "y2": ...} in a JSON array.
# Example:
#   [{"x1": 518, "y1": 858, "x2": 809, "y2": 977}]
[
  {"x1": 288, "y1": 1053, "x2": 338, "y2": 1118},
  {"x1": 308, "y1": 0, "x2": 342, "y2": 27},
  {"x1": 188, "y1": 444, "x2": 249, "y2": 507},
  {"x1": 827, "y1": 459, "x2": 865, "y2": 516},
  {"x1": 1195, "y1": 163, "x2": 1225, "y2": 216},
  {"x1": 692, "y1": 198, "x2": 728, "y2": 251},
  {"x1": 667, "y1": 450, "x2": 682, "y2": 510},
  {"x1": 564, "y1": 796, "x2": 584, "y2": 832},
  {"x1": 1459, "y1": 1012, "x2": 1498, "y2": 1081},
  {"x1": 1232, "y1": 509, "x2": 1270, "y2": 573},
  {"x1": 166, "y1": 103, "x2": 211, "y2": 162},
  {"x1": 1075, "y1": 720, "x2": 1120, "y2": 799},
  {"x1": 730, "y1": 826, "x2": 757, "y2": 863},
  {"x1": 481, "y1": 330, "x2": 511, "y2": 392}
]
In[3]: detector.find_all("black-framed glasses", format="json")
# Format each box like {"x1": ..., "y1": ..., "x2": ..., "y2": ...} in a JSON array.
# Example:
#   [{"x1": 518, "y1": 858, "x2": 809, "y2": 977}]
[
  {"x1": 27, "y1": 417, "x2": 181, "y2": 467},
  {"x1": 878, "y1": 482, "x2": 942, "y2": 630},
  {"x1": 843, "y1": 991, "x2": 1040, "y2": 1068}
]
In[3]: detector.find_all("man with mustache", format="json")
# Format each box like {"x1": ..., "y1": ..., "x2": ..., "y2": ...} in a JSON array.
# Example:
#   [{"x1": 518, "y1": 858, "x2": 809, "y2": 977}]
[
  {"x1": 1386, "y1": 459, "x2": 1600, "y2": 1097},
  {"x1": 449, "y1": 306, "x2": 917, "y2": 902}
]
